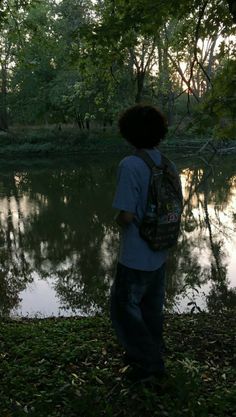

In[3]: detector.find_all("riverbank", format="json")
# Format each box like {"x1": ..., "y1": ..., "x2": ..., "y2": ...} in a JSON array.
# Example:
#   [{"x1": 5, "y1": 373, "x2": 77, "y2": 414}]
[
  {"x1": 0, "y1": 127, "x2": 127, "y2": 156},
  {"x1": 1, "y1": 125, "x2": 234, "y2": 157},
  {"x1": 0, "y1": 312, "x2": 235, "y2": 417}
]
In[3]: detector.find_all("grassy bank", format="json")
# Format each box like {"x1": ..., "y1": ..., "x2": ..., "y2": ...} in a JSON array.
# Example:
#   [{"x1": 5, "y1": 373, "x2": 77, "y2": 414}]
[
  {"x1": 0, "y1": 126, "x2": 213, "y2": 156},
  {"x1": 0, "y1": 312, "x2": 235, "y2": 417},
  {"x1": 0, "y1": 127, "x2": 124, "y2": 156}
]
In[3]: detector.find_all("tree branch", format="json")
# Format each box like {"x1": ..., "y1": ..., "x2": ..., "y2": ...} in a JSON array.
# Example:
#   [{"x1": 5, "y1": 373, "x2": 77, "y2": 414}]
[
  {"x1": 167, "y1": 52, "x2": 200, "y2": 102},
  {"x1": 188, "y1": 0, "x2": 209, "y2": 88}
]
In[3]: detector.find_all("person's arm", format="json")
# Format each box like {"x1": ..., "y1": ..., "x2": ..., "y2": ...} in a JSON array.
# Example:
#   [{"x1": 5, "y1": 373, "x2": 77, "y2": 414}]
[
  {"x1": 115, "y1": 210, "x2": 135, "y2": 227},
  {"x1": 112, "y1": 159, "x2": 140, "y2": 225}
]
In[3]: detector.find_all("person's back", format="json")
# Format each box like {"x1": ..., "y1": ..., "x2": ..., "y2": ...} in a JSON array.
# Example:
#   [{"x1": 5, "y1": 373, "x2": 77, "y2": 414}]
[
  {"x1": 113, "y1": 148, "x2": 168, "y2": 271},
  {"x1": 111, "y1": 104, "x2": 182, "y2": 381}
]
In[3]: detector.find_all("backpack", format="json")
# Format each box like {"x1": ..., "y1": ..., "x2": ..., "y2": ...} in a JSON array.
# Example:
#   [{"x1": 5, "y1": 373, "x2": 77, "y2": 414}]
[{"x1": 134, "y1": 149, "x2": 183, "y2": 251}]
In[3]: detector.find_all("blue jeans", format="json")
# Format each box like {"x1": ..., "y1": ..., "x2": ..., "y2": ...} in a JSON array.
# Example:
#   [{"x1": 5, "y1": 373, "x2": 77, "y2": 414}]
[{"x1": 110, "y1": 262, "x2": 166, "y2": 373}]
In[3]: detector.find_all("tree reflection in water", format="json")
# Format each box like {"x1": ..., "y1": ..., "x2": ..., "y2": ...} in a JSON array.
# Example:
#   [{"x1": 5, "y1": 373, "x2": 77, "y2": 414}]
[
  {"x1": 166, "y1": 157, "x2": 236, "y2": 312},
  {"x1": 0, "y1": 155, "x2": 235, "y2": 316},
  {"x1": 0, "y1": 174, "x2": 34, "y2": 315}
]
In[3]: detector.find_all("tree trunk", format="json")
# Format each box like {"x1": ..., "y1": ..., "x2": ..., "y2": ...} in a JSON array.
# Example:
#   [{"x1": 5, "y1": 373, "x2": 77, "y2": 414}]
[
  {"x1": 135, "y1": 70, "x2": 145, "y2": 103},
  {"x1": 206, "y1": 36, "x2": 217, "y2": 90},
  {"x1": 76, "y1": 113, "x2": 84, "y2": 129},
  {"x1": 0, "y1": 62, "x2": 8, "y2": 130},
  {"x1": 157, "y1": 42, "x2": 165, "y2": 109},
  {"x1": 167, "y1": 91, "x2": 175, "y2": 126},
  {"x1": 85, "y1": 119, "x2": 90, "y2": 130},
  {"x1": 163, "y1": 43, "x2": 175, "y2": 125}
]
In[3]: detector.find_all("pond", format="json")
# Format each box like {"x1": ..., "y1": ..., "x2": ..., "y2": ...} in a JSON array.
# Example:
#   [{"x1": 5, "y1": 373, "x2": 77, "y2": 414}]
[{"x1": 0, "y1": 152, "x2": 235, "y2": 317}]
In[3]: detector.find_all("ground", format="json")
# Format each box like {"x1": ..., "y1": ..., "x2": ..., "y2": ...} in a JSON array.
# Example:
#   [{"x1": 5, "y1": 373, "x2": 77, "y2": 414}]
[{"x1": 0, "y1": 312, "x2": 235, "y2": 417}]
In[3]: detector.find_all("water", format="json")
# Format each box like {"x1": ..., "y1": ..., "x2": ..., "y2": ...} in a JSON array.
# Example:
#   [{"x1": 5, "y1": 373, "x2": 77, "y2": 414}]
[{"x1": 0, "y1": 153, "x2": 235, "y2": 317}]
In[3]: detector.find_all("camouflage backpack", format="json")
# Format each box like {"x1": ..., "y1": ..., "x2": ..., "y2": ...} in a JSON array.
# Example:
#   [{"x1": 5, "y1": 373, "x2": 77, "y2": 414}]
[{"x1": 134, "y1": 150, "x2": 183, "y2": 251}]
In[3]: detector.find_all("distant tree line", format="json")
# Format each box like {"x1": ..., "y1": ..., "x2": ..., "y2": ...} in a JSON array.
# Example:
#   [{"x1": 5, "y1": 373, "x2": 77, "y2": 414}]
[{"x1": 0, "y1": 0, "x2": 235, "y2": 138}]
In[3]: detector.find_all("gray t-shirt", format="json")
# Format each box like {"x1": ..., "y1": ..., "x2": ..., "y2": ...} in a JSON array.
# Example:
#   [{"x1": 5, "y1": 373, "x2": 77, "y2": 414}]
[{"x1": 113, "y1": 148, "x2": 168, "y2": 271}]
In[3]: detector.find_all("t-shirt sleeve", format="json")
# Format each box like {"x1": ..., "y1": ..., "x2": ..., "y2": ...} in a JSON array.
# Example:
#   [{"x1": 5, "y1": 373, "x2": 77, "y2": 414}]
[{"x1": 112, "y1": 161, "x2": 140, "y2": 213}]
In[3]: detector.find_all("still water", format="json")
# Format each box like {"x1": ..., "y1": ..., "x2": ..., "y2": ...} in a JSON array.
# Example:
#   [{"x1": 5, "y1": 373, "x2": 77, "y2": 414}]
[{"x1": 0, "y1": 153, "x2": 235, "y2": 317}]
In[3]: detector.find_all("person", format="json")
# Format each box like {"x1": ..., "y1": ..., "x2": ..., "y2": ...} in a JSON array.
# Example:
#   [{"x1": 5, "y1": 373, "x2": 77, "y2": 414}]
[{"x1": 110, "y1": 104, "x2": 181, "y2": 381}]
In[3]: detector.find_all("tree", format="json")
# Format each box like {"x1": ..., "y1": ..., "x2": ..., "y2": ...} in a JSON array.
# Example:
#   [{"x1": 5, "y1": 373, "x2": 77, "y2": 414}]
[
  {"x1": 1, "y1": 0, "x2": 235, "y2": 138},
  {"x1": 199, "y1": 59, "x2": 236, "y2": 139},
  {"x1": 0, "y1": 0, "x2": 41, "y2": 128}
]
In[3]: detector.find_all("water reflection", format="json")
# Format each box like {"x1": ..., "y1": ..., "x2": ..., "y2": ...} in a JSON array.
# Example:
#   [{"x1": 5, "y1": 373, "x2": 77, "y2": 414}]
[
  {"x1": 0, "y1": 155, "x2": 235, "y2": 317},
  {"x1": 166, "y1": 157, "x2": 236, "y2": 313}
]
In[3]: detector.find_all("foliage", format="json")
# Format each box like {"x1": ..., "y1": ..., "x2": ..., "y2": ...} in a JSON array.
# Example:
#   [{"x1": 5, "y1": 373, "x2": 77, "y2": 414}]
[
  {"x1": 198, "y1": 59, "x2": 236, "y2": 139},
  {"x1": 0, "y1": 0, "x2": 235, "y2": 138},
  {"x1": 0, "y1": 312, "x2": 235, "y2": 416}
]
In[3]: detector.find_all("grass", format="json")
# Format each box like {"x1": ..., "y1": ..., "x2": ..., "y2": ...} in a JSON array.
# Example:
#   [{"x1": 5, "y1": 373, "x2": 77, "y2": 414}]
[
  {"x1": 0, "y1": 124, "x2": 219, "y2": 157},
  {"x1": 0, "y1": 126, "x2": 128, "y2": 156},
  {"x1": 0, "y1": 312, "x2": 235, "y2": 417}
]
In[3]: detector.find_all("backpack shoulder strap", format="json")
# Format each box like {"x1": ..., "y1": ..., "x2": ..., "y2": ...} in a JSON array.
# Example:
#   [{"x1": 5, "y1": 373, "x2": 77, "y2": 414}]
[
  {"x1": 133, "y1": 149, "x2": 163, "y2": 209},
  {"x1": 133, "y1": 149, "x2": 163, "y2": 171},
  {"x1": 161, "y1": 154, "x2": 183, "y2": 201},
  {"x1": 161, "y1": 154, "x2": 175, "y2": 172}
]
